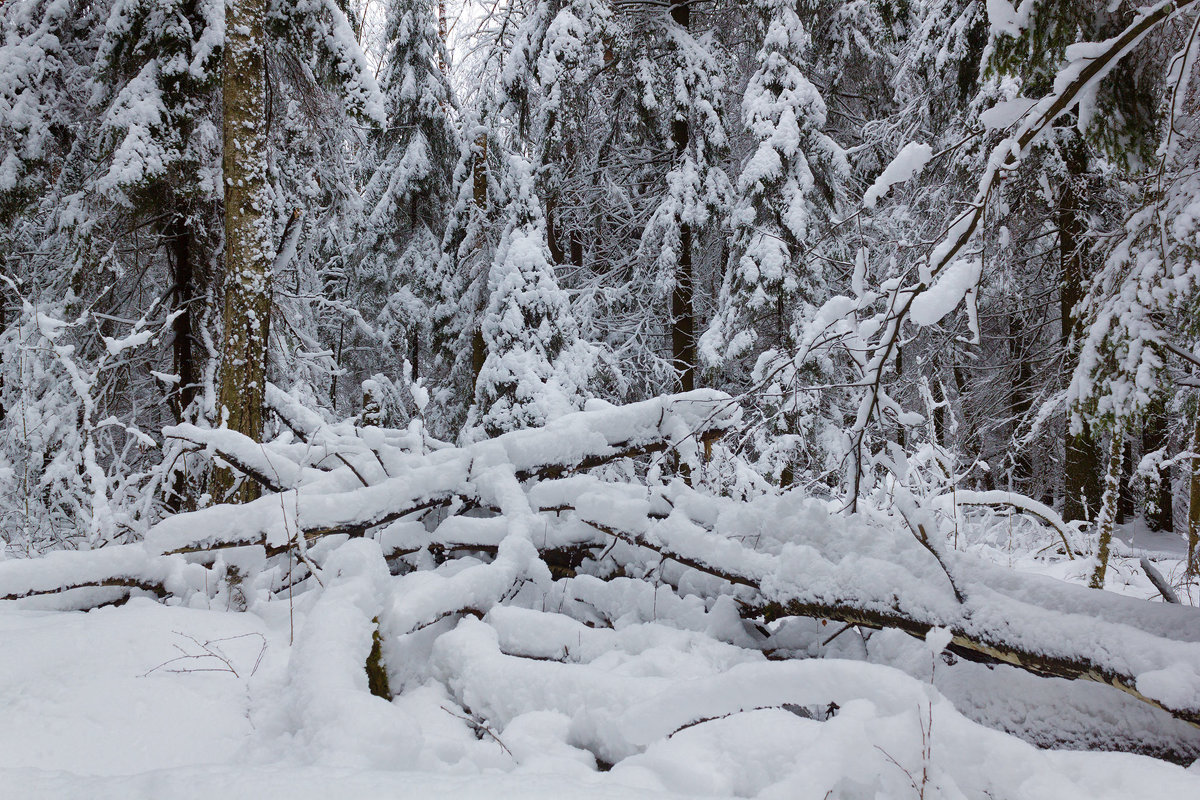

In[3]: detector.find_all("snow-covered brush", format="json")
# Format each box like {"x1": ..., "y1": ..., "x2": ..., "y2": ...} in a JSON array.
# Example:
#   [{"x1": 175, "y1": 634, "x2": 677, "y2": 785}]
[{"x1": 2, "y1": 391, "x2": 1200, "y2": 743}]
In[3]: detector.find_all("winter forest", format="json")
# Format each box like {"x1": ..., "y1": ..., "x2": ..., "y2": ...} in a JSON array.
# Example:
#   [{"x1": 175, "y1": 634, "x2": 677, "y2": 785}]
[{"x1": 3, "y1": 0, "x2": 1200, "y2": 795}]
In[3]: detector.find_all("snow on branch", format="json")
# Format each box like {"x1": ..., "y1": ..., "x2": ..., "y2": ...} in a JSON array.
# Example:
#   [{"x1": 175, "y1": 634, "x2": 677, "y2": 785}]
[
  {"x1": 4, "y1": 391, "x2": 1199, "y2": 733},
  {"x1": 840, "y1": 0, "x2": 1198, "y2": 504},
  {"x1": 141, "y1": 390, "x2": 738, "y2": 556},
  {"x1": 555, "y1": 484, "x2": 1200, "y2": 728}
]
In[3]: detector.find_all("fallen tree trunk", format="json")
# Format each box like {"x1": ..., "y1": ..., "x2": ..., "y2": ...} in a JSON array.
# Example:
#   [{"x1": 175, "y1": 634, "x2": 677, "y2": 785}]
[
  {"x1": 564, "y1": 499, "x2": 1200, "y2": 730},
  {"x1": 146, "y1": 392, "x2": 736, "y2": 556},
  {"x1": 1, "y1": 576, "x2": 169, "y2": 602}
]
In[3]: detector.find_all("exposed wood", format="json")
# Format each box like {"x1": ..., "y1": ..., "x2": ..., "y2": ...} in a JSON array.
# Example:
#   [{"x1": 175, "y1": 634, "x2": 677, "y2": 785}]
[
  {"x1": 570, "y1": 512, "x2": 1200, "y2": 730},
  {"x1": 1, "y1": 577, "x2": 168, "y2": 602},
  {"x1": 1140, "y1": 557, "x2": 1180, "y2": 604},
  {"x1": 750, "y1": 597, "x2": 1200, "y2": 729}
]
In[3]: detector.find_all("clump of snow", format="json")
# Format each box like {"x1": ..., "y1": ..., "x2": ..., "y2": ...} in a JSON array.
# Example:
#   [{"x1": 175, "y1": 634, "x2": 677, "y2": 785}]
[
  {"x1": 925, "y1": 626, "x2": 953, "y2": 654},
  {"x1": 863, "y1": 142, "x2": 933, "y2": 208},
  {"x1": 980, "y1": 97, "x2": 1038, "y2": 130},
  {"x1": 910, "y1": 257, "x2": 983, "y2": 326}
]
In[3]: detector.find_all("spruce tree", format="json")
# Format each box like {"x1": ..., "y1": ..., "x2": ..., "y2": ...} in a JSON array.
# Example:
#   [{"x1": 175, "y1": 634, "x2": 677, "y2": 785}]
[
  {"x1": 360, "y1": 0, "x2": 456, "y2": 385},
  {"x1": 465, "y1": 154, "x2": 592, "y2": 440}
]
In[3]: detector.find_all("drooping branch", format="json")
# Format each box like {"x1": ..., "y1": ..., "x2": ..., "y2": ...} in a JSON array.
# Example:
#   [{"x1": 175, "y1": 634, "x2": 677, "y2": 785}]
[
  {"x1": 844, "y1": 0, "x2": 1198, "y2": 505},
  {"x1": 937, "y1": 490, "x2": 1078, "y2": 559}
]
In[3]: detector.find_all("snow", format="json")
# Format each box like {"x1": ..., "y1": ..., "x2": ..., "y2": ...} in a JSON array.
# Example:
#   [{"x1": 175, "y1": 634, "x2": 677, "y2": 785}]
[
  {"x1": 5, "y1": 1, "x2": 1200, "y2": 795},
  {"x1": 1, "y1": 593, "x2": 1196, "y2": 799},
  {"x1": 910, "y1": 257, "x2": 983, "y2": 326},
  {"x1": 3, "y1": 387, "x2": 1200, "y2": 796},
  {"x1": 863, "y1": 142, "x2": 933, "y2": 208},
  {"x1": 0, "y1": 599, "x2": 269, "y2": 776},
  {"x1": 986, "y1": 0, "x2": 1029, "y2": 37},
  {"x1": 979, "y1": 97, "x2": 1038, "y2": 130}
]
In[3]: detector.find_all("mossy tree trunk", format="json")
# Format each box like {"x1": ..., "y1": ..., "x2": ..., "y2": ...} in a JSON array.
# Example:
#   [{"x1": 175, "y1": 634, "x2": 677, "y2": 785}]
[
  {"x1": 1142, "y1": 396, "x2": 1174, "y2": 532},
  {"x1": 1089, "y1": 431, "x2": 1124, "y2": 589}
]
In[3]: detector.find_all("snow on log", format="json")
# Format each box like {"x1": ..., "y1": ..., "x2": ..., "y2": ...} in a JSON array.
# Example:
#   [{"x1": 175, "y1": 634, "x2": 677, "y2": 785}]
[
  {"x1": 561, "y1": 487, "x2": 1200, "y2": 728},
  {"x1": 0, "y1": 544, "x2": 201, "y2": 605},
  {"x1": 144, "y1": 391, "x2": 738, "y2": 556}
]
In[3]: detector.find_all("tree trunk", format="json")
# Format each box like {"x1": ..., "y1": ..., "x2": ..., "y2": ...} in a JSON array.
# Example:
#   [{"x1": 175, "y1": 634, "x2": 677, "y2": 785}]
[
  {"x1": 1008, "y1": 311, "x2": 1032, "y2": 491},
  {"x1": 569, "y1": 228, "x2": 584, "y2": 268},
  {"x1": 931, "y1": 377, "x2": 946, "y2": 448},
  {"x1": 0, "y1": 287, "x2": 6, "y2": 425},
  {"x1": 167, "y1": 213, "x2": 198, "y2": 423},
  {"x1": 1059, "y1": 133, "x2": 1100, "y2": 523},
  {"x1": 1189, "y1": 407, "x2": 1200, "y2": 576},
  {"x1": 1089, "y1": 431, "x2": 1124, "y2": 589},
  {"x1": 1116, "y1": 438, "x2": 1134, "y2": 524},
  {"x1": 471, "y1": 327, "x2": 486, "y2": 392},
  {"x1": 437, "y1": 0, "x2": 447, "y2": 71},
  {"x1": 1142, "y1": 397, "x2": 1174, "y2": 532},
  {"x1": 546, "y1": 193, "x2": 565, "y2": 265},
  {"x1": 953, "y1": 353, "x2": 989, "y2": 490},
  {"x1": 213, "y1": 0, "x2": 271, "y2": 504},
  {"x1": 669, "y1": 2, "x2": 695, "y2": 393},
  {"x1": 470, "y1": 131, "x2": 488, "y2": 392}
]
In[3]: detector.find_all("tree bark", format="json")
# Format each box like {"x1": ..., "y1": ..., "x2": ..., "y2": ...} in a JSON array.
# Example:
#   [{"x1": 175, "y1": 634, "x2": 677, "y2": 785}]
[
  {"x1": 931, "y1": 377, "x2": 947, "y2": 448},
  {"x1": 1142, "y1": 396, "x2": 1174, "y2": 532},
  {"x1": 669, "y1": 2, "x2": 695, "y2": 393},
  {"x1": 1089, "y1": 431, "x2": 1124, "y2": 588},
  {"x1": 1116, "y1": 437, "x2": 1134, "y2": 524},
  {"x1": 1059, "y1": 133, "x2": 1100, "y2": 523},
  {"x1": 1189, "y1": 406, "x2": 1200, "y2": 576},
  {"x1": 213, "y1": 0, "x2": 271, "y2": 504},
  {"x1": 167, "y1": 213, "x2": 198, "y2": 423},
  {"x1": 437, "y1": 0, "x2": 447, "y2": 71},
  {"x1": 471, "y1": 132, "x2": 488, "y2": 392},
  {"x1": 1008, "y1": 311, "x2": 1032, "y2": 491}
]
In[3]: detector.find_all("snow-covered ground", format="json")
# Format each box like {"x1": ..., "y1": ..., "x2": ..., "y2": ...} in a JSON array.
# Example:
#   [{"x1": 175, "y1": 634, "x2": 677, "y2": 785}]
[
  {"x1": 0, "y1": 599, "x2": 683, "y2": 799},
  {"x1": 2, "y1": 590, "x2": 1198, "y2": 799}
]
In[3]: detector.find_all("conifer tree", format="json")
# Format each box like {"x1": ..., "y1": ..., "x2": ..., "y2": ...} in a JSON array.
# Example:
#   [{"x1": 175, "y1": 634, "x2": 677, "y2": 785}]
[
  {"x1": 360, "y1": 0, "x2": 456, "y2": 383},
  {"x1": 637, "y1": 2, "x2": 732, "y2": 393},
  {"x1": 702, "y1": 0, "x2": 846, "y2": 373},
  {"x1": 465, "y1": 154, "x2": 592, "y2": 440},
  {"x1": 700, "y1": 0, "x2": 846, "y2": 484}
]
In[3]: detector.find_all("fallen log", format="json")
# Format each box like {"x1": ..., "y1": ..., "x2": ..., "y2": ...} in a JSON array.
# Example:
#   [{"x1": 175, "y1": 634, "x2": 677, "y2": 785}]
[
  {"x1": 564, "y1": 501, "x2": 1200, "y2": 730},
  {"x1": 145, "y1": 392, "x2": 737, "y2": 556}
]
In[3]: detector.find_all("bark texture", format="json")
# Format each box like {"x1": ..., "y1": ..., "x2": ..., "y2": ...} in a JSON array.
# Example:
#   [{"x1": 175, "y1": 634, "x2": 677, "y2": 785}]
[
  {"x1": 669, "y1": 1, "x2": 695, "y2": 393},
  {"x1": 1060, "y1": 133, "x2": 1100, "y2": 523},
  {"x1": 214, "y1": 0, "x2": 272, "y2": 503}
]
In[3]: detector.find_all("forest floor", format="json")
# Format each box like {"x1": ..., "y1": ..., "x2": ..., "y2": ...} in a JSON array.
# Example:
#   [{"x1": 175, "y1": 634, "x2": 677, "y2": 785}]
[
  {"x1": 0, "y1": 598, "x2": 683, "y2": 799},
  {"x1": 2, "y1": 516, "x2": 1199, "y2": 799}
]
